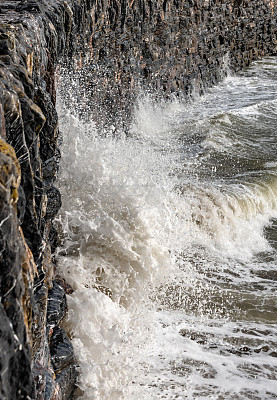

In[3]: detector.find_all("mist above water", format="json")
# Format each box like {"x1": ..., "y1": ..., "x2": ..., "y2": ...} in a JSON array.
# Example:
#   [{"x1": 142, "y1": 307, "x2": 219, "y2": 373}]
[{"x1": 56, "y1": 57, "x2": 277, "y2": 399}]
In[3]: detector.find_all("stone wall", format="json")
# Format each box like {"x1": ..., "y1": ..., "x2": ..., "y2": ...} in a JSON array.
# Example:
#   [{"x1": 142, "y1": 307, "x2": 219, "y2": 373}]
[
  {"x1": 63, "y1": 0, "x2": 277, "y2": 128},
  {"x1": 0, "y1": 1, "x2": 276, "y2": 399},
  {"x1": 0, "y1": 2, "x2": 94, "y2": 398}
]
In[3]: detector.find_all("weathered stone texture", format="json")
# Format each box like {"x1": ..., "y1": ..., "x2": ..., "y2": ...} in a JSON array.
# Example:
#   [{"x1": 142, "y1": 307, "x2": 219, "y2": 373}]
[
  {"x1": 64, "y1": 0, "x2": 277, "y2": 128},
  {"x1": 0, "y1": 138, "x2": 33, "y2": 399},
  {"x1": 0, "y1": 1, "x2": 277, "y2": 399},
  {"x1": 0, "y1": 1, "x2": 93, "y2": 398}
]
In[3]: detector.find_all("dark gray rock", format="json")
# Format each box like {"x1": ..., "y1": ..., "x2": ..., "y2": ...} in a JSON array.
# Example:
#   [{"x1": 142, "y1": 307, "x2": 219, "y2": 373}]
[
  {"x1": 55, "y1": 365, "x2": 78, "y2": 400},
  {"x1": 0, "y1": 303, "x2": 33, "y2": 399},
  {"x1": 50, "y1": 327, "x2": 75, "y2": 372},
  {"x1": 17, "y1": 184, "x2": 26, "y2": 224},
  {"x1": 45, "y1": 185, "x2": 62, "y2": 221},
  {"x1": 47, "y1": 281, "x2": 67, "y2": 328}
]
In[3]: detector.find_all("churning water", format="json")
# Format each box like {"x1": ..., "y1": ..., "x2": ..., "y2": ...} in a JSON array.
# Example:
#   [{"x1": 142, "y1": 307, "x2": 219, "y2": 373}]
[{"x1": 56, "y1": 57, "x2": 277, "y2": 399}]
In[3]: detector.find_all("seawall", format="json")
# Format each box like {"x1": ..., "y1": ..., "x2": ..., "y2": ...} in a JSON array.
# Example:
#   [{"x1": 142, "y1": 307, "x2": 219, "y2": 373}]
[{"x1": 0, "y1": 1, "x2": 276, "y2": 399}]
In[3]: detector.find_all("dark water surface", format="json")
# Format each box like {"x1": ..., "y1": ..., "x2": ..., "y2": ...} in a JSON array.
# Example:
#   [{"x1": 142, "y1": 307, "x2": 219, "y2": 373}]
[{"x1": 57, "y1": 57, "x2": 277, "y2": 399}]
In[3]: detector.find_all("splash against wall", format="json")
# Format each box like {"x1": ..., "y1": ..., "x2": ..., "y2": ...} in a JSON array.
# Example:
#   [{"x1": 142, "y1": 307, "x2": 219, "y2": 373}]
[{"x1": 0, "y1": 1, "x2": 277, "y2": 399}]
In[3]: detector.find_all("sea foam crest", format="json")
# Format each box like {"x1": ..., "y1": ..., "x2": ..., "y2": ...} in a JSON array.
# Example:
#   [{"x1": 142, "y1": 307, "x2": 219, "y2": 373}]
[{"x1": 55, "y1": 101, "x2": 180, "y2": 398}]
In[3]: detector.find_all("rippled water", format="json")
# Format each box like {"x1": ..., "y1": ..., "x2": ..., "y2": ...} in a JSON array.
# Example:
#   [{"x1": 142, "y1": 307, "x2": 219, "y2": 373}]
[{"x1": 56, "y1": 57, "x2": 277, "y2": 399}]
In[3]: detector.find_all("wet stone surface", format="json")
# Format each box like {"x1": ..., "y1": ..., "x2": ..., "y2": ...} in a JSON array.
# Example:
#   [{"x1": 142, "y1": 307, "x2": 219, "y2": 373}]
[
  {"x1": 0, "y1": 0, "x2": 94, "y2": 398},
  {"x1": 50, "y1": 326, "x2": 76, "y2": 373},
  {"x1": 47, "y1": 281, "x2": 67, "y2": 329},
  {"x1": 60, "y1": 0, "x2": 277, "y2": 131}
]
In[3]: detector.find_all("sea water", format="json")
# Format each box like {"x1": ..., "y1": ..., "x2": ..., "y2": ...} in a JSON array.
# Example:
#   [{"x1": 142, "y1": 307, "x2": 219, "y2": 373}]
[{"x1": 56, "y1": 57, "x2": 277, "y2": 399}]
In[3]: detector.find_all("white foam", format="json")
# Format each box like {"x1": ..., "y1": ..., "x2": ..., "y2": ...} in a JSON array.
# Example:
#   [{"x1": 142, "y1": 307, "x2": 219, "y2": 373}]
[
  {"x1": 56, "y1": 59, "x2": 277, "y2": 399},
  {"x1": 56, "y1": 102, "x2": 181, "y2": 398}
]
